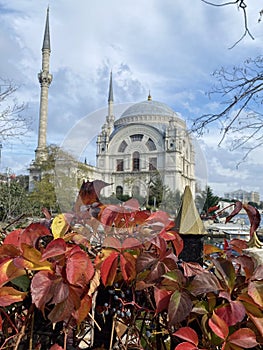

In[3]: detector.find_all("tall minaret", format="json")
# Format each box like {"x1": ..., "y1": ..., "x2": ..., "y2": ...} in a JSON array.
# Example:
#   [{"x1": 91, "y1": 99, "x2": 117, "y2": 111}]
[
  {"x1": 107, "y1": 71, "x2": 114, "y2": 130},
  {"x1": 35, "y1": 7, "x2": 52, "y2": 162}
]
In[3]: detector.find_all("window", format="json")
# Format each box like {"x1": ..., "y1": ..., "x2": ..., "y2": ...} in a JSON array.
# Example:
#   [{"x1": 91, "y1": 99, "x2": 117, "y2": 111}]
[
  {"x1": 116, "y1": 186, "x2": 123, "y2": 199},
  {"x1": 149, "y1": 157, "x2": 157, "y2": 171},
  {"x1": 132, "y1": 185, "x2": 140, "y2": 197},
  {"x1": 130, "y1": 134, "x2": 143, "y2": 142},
  {"x1": 118, "y1": 140, "x2": 127, "y2": 153},
  {"x1": 146, "y1": 138, "x2": 156, "y2": 151},
  {"x1": 116, "y1": 159, "x2": 124, "y2": 171},
  {"x1": 133, "y1": 151, "x2": 140, "y2": 171}
]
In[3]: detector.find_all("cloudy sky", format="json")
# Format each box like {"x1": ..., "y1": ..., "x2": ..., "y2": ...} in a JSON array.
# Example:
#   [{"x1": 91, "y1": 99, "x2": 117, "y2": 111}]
[{"x1": 0, "y1": 0, "x2": 262, "y2": 197}]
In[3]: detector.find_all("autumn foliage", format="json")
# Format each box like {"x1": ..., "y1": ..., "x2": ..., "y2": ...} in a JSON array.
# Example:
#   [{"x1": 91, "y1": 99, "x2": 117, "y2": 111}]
[{"x1": 0, "y1": 180, "x2": 262, "y2": 349}]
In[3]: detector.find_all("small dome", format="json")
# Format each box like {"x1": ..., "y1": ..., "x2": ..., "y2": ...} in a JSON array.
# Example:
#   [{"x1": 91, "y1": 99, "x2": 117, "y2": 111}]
[{"x1": 121, "y1": 100, "x2": 176, "y2": 118}]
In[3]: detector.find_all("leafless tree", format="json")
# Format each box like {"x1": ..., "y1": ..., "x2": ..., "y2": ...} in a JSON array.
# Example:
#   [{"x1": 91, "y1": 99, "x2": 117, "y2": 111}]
[
  {"x1": 201, "y1": 0, "x2": 262, "y2": 48},
  {"x1": 192, "y1": 56, "x2": 263, "y2": 163},
  {"x1": 0, "y1": 78, "x2": 29, "y2": 141}
]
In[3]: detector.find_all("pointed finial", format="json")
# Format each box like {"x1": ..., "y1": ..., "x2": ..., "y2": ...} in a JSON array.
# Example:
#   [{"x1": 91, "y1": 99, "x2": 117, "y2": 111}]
[
  {"x1": 108, "y1": 70, "x2": 114, "y2": 102},
  {"x1": 148, "y1": 91, "x2": 152, "y2": 101},
  {"x1": 42, "y1": 7, "x2": 51, "y2": 51}
]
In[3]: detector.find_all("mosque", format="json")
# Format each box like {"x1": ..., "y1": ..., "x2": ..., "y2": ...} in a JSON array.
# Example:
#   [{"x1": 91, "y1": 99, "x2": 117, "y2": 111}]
[{"x1": 29, "y1": 9, "x2": 195, "y2": 204}]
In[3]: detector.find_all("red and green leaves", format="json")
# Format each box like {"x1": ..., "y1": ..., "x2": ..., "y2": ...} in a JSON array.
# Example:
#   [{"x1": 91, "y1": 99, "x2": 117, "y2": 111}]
[
  {"x1": 98, "y1": 237, "x2": 138, "y2": 286},
  {"x1": 30, "y1": 239, "x2": 94, "y2": 323},
  {"x1": 208, "y1": 312, "x2": 258, "y2": 349},
  {"x1": 0, "y1": 286, "x2": 27, "y2": 307}
]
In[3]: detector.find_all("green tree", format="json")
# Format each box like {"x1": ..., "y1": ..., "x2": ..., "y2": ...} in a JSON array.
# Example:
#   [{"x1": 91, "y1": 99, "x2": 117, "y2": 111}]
[
  {"x1": 29, "y1": 174, "x2": 58, "y2": 215},
  {"x1": 148, "y1": 173, "x2": 168, "y2": 209},
  {"x1": 197, "y1": 185, "x2": 220, "y2": 216},
  {"x1": 0, "y1": 178, "x2": 31, "y2": 221}
]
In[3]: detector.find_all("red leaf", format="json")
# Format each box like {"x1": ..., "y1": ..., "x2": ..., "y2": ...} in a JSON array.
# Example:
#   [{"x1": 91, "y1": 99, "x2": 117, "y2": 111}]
[
  {"x1": 75, "y1": 179, "x2": 111, "y2": 207},
  {"x1": 189, "y1": 271, "x2": 222, "y2": 296},
  {"x1": 225, "y1": 201, "x2": 243, "y2": 224},
  {"x1": 19, "y1": 223, "x2": 51, "y2": 247},
  {"x1": 216, "y1": 300, "x2": 246, "y2": 326},
  {"x1": 248, "y1": 280, "x2": 263, "y2": 307},
  {"x1": 66, "y1": 247, "x2": 94, "y2": 287},
  {"x1": 173, "y1": 327, "x2": 199, "y2": 346},
  {"x1": 228, "y1": 328, "x2": 258, "y2": 348},
  {"x1": 50, "y1": 280, "x2": 69, "y2": 305},
  {"x1": 181, "y1": 261, "x2": 205, "y2": 277},
  {"x1": 171, "y1": 232, "x2": 184, "y2": 256},
  {"x1": 0, "y1": 286, "x2": 27, "y2": 306},
  {"x1": 0, "y1": 258, "x2": 26, "y2": 287},
  {"x1": 213, "y1": 258, "x2": 236, "y2": 293},
  {"x1": 229, "y1": 239, "x2": 248, "y2": 254},
  {"x1": 174, "y1": 342, "x2": 198, "y2": 350},
  {"x1": 123, "y1": 198, "x2": 140, "y2": 211},
  {"x1": 168, "y1": 290, "x2": 193, "y2": 325},
  {"x1": 235, "y1": 255, "x2": 255, "y2": 279},
  {"x1": 121, "y1": 237, "x2": 141, "y2": 249},
  {"x1": 49, "y1": 345, "x2": 64, "y2": 350},
  {"x1": 101, "y1": 251, "x2": 119, "y2": 286},
  {"x1": 145, "y1": 210, "x2": 171, "y2": 226},
  {"x1": 154, "y1": 287, "x2": 172, "y2": 314},
  {"x1": 3, "y1": 229, "x2": 22, "y2": 247},
  {"x1": 103, "y1": 236, "x2": 122, "y2": 250},
  {"x1": 120, "y1": 252, "x2": 136, "y2": 282},
  {"x1": 208, "y1": 312, "x2": 229, "y2": 340},
  {"x1": 251, "y1": 264, "x2": 263, "y2": 281},
  {"x1": 31, "y1": 270, "x2": 57, "y2": 311},
  {"x1": 247, "y1": 312, "x2": 263, "y2": 338},
  {"x1": 48, "y1": 294, "x2": 76, "y2": 323},
  {"x1": 243, "y1": 203, "x2": 261, "y2": 236},
  {"x1": 0, "y1": 244, "x2": 20, "y2": 259},
  {"x1": 72, "y1": 293, "x2": 92, "y2": 325},
  {"x1": 41, "y1": 238, "x2": 67, "y2": 260},
  {"x1": 203, "y1": 244, "x2": 222, "y2": 255}
]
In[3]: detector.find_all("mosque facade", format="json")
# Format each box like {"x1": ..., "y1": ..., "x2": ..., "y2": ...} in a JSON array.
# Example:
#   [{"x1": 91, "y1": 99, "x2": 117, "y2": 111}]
[{"x1": 29, "y1": 9, "x2": 195, "y2": 203}]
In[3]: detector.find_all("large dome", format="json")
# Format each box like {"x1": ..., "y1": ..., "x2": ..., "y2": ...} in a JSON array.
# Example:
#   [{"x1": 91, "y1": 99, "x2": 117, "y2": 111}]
[
  {"x1": 114, "y1": 99, "x2": 185, "y2": 130},
  {"x1": 121, "y1": 100, "x2": 176, "y2": 118}
]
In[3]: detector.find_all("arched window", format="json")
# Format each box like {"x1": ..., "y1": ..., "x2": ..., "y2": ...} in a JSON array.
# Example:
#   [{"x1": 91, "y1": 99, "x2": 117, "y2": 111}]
[
  {"x1": 118, "y1": 140, "x2": 128, "y2": 153},
  {"x1": 116, "y1": 159, "x2": 124, "y2": 171},
  {"x1": 132, "y1": 185, "x2": 140, "y2": 197},
  {"x1": 116, "y1": 186, "x2": 123, "y2": 199},
  {"x1": 146, "y1": 138, "x2": 156, "y2": 151},
  {"x1": 130, "y1": 134, "x2": 143, "y2": 142},
  {"x1": 133, "y1": 151, "x2": 140, "y2": 171}
]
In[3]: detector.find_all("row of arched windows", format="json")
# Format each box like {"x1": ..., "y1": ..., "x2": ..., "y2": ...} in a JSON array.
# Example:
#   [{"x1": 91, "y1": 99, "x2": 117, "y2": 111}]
[
  {"x1": 116, "y1": 152, "x2": 157, "y2": 172},
  {"x1": 118, "y1": 137, "x2": 156, "y2": 153}
]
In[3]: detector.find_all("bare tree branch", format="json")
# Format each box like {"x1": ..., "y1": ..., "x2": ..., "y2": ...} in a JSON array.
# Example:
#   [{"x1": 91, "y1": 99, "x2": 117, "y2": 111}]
[
  {"x1": 191, "y1": 56, "x2": 263, "y2": 161},
  {"x1": 0, "y1": 78, "x2": 29, "y2": 141},
  {"x1": 201, "y1": 0, "x2": 256, "y2": 48}
]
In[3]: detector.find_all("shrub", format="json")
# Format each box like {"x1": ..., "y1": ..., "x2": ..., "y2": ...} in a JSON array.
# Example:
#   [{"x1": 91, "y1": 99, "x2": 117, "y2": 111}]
[{"x1": 0, "y1": 181, "x2": 261, "y2": 349}]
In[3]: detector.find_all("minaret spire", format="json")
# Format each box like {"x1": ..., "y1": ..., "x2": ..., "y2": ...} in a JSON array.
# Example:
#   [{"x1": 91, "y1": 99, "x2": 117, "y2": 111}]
[
  {"x1": 108, "y1": 70, "x2": 113, "y2": 103},
  {"x1": 35, "y1": 7, "x2": 53, "y2": 162},
  {"x1": 107, "y1": 71, "x2": 114, "y2": 128}
]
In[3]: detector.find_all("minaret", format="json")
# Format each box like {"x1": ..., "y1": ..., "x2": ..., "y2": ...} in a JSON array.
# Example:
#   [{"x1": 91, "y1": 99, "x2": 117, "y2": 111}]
[
  {"x1": 107, "y1": 71, "x2": 114, "y2": 126},
  {"x1": 35, "y1": 7, "x2": 52, "y2": 162}
]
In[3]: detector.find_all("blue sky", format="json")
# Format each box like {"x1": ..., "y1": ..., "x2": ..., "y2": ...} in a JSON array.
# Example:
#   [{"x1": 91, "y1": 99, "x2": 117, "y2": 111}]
[{"x1": 0, "y1": 0, "x2": 262, "y2": 197}]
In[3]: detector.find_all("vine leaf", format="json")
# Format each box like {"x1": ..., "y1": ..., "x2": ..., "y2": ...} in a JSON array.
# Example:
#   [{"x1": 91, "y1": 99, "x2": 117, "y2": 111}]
[{"x1": 173, "y1": 326, "x2": 199, "y2": 346}]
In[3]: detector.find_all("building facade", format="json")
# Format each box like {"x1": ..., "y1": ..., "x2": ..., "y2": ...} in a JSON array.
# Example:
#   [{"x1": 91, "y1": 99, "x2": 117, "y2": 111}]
[
  {"x1": 224, "y1": 190, "x2": 260, "y2": 205},
  {"x1": 29, "y1": 9, "x2": 195, "y2": 205}
]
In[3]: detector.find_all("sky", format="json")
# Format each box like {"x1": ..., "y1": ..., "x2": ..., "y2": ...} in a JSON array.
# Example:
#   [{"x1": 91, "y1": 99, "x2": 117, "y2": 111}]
[{"x1": 0, "y1": 0, "x2": 263, "y2": 198}]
